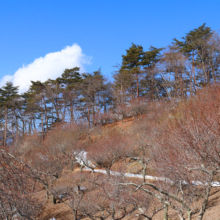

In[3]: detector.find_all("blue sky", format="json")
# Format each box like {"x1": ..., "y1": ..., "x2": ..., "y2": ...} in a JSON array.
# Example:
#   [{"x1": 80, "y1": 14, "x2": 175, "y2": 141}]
[{"x1": 0, "y1": 0, "x2": 220, "y2": 92}]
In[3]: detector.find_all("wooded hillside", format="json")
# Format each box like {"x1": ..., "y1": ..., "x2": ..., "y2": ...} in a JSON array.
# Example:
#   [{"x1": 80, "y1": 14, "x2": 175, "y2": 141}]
[{"x1": 1, "y1": 24, "x2": 220, "y2": 220}]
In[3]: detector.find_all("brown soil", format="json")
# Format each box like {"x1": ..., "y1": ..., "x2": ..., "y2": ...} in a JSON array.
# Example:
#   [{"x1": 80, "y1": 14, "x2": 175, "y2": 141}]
[{"x1": 38, "y1": 168, "x2": 220, "y2": 220}]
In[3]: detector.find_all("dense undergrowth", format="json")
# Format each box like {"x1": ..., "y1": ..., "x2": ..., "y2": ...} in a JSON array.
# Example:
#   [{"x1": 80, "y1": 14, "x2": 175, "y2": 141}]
[{"x1": 2, "y1": 84, "x2": 220, "y2": 219}]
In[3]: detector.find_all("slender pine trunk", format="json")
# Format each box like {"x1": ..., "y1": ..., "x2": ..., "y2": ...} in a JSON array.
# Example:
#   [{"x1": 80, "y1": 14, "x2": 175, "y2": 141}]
[
  {"x1": 15, "y1": 116, "x2": 18, "y2": 144},
  {"x1": 41, "y1": 98, "x2": 44, "y2": 141},
  {"x1": 88, "y1": 104, "x2": 91, "y2": 129},
  {"x1": 70, "y1": 101, "x2": 74, "y2": 124},
  {"x1": 4, "y1": 106, "x2": 7, "y2": 146},
  {"x1": 136, "y1": 73, "x2": 139, "y2": 100}
]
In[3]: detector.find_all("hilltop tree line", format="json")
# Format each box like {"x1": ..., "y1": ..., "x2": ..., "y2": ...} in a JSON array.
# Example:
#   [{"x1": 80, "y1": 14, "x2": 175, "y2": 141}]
[{"x1": 1, "y1": 23, "x2": 220, "y2": 145}]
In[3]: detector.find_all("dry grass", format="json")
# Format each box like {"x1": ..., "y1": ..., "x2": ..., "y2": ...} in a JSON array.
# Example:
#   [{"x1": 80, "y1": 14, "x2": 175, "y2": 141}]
[
  {"x1": 33, "y1": 115, "x2": 220, "y2": 220},
  {"x1": 36, "y1": 165, "x2": 220, "y2": 220}
]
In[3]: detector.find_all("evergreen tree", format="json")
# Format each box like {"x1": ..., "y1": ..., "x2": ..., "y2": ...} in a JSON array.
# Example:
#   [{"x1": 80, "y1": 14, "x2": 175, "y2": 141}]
[
  {"x1": 79, "y1": 70, "x2": 105, "y2": 128},
  {"x1": 28, "y1": 81, "x2": 49, "y2": 140},
  {"x1": 121, "y1": 43, "x2": 144, "y2": 99},
  {"x1": 0, "y1": 82, "x2": 19, "y2": 146},
  {"x1": 161, "y1": 45, "x2": 189, "y2": 100},
  {"x1": 113, "y1": 68, "x2": 133, "y2": 106},
  {"x1": 141, "y1": 46, "x2": 165, "y2": 99},
  {"x1": 45, "y1": 77, "x2": 63, "y2": 124},
  {"x1": 61, "y1": 67, "x2": 82, "y2": 124},
  {"x1": 173, "y1": 23, "x2": 213, "y2": 91}
]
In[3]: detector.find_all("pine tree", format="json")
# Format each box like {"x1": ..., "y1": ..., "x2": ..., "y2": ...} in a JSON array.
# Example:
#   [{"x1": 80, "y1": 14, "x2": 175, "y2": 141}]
[
  {"x1": 173, "y1": 23, "x2": 212, "y2": 92},
  {"x1": 141, "y1": 46, "x2": 165, "y2": 99},
  {"x1": 45, "y1": 77, "x2": 63, "y2": 125},
  {"x1": 121, "y1": 43, "x2": 144, "y2": 100},
  {"x1": 61, "y1": 67, "x2": 82, "y2": 124},
  {"x1": 0, "y1": 82, "x2": 19, "y2": 146},
  {"x1": 160, "y1": 45, "x2": 189, "y2": 100},
  {"x1": 28, "y1": 81, "x2": 48, "y2": 140},
  {"x1": 79, "y1": 70, "x2": 105, "y2": 128},
  {"x1": 113, "y1": 69, "x2": 133, "y2": 105}
]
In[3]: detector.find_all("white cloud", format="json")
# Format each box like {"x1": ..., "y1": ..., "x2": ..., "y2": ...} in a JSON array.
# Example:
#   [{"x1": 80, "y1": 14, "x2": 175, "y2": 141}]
[{"x1": 0, "y1": 44, "x2": 91, "y2": 93}]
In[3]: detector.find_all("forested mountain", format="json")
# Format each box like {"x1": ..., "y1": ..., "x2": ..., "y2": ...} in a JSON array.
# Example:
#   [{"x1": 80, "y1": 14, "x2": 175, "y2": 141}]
[{"x1": 1, "y1": 24, "x2": 220, "y2": 220}]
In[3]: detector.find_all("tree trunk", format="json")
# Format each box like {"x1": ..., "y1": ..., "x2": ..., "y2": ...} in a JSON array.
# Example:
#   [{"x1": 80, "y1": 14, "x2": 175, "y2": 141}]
[
  {"x1": 192, "y1": 51, "x2": 197, "y2": 93},
  {"x1": 33, "y1": 117, "x2": 37, "y2": 134},
  {"x1": 71, "y1": 158, "x2": 74, "y2": 171},
  {"x1": 197, "y1": 174, "x2": 213, "y2": 220},
  {"x1": 28, "y1": 121, "x2": 30, "y2": 135},
  {"x1": 15, "y1": 116, "x2": 18, "y2": 145},
  {"x1": 70, "y1": 101, "x2": 75, "y2": 124},
  {"x1": 97, "y1": 92, "x2": 100, "y2": 114},
  {"x1": 22, "y1": 120, "x2": 25, "y2": 140},
  {"x1": 105, "y1": 168, "x2": 110, "y2": 180},
  {"x1": 52, "y1": 194, "x2": 56, "y2": 204},
  {"x1": 92, "y1": 98, "x2": 95, "y2": 126},
  {"x1": 142, "y1": 166, "x2": 146, "y2": 183},
  {"x1": 72, "y1": 210, "x2": 77, "y2": 220},
  {"x1": 212, "y1": 65, "x2": 216, "y2": 83},
  {"x1": 187, "y1": 210, "x2": 192, "y2": 220},
  {"x1": 43, "y1": 96, "x2": 48, "y2": 134},
  {"x1": 163, "y1": 205, "x2": 168, "y2": 220},
  {"x1": 4, "y1": 106, "x2": 7, "y2": 146},
  {"x1": 121, "y1": 82, "x2": 123, "y2": 105},
  {"x1": 136, "y1": 73, "x2": 139, "y2": 100},
  {"x1": 178, "y1": 214, "x2": 184, "y2": 220},
  {"x1": 41, "y1": 98, "x2": 44, "y2": 141},
  {"x1": 88, "y1": 105, "x2": 91, "y2": 129}
]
